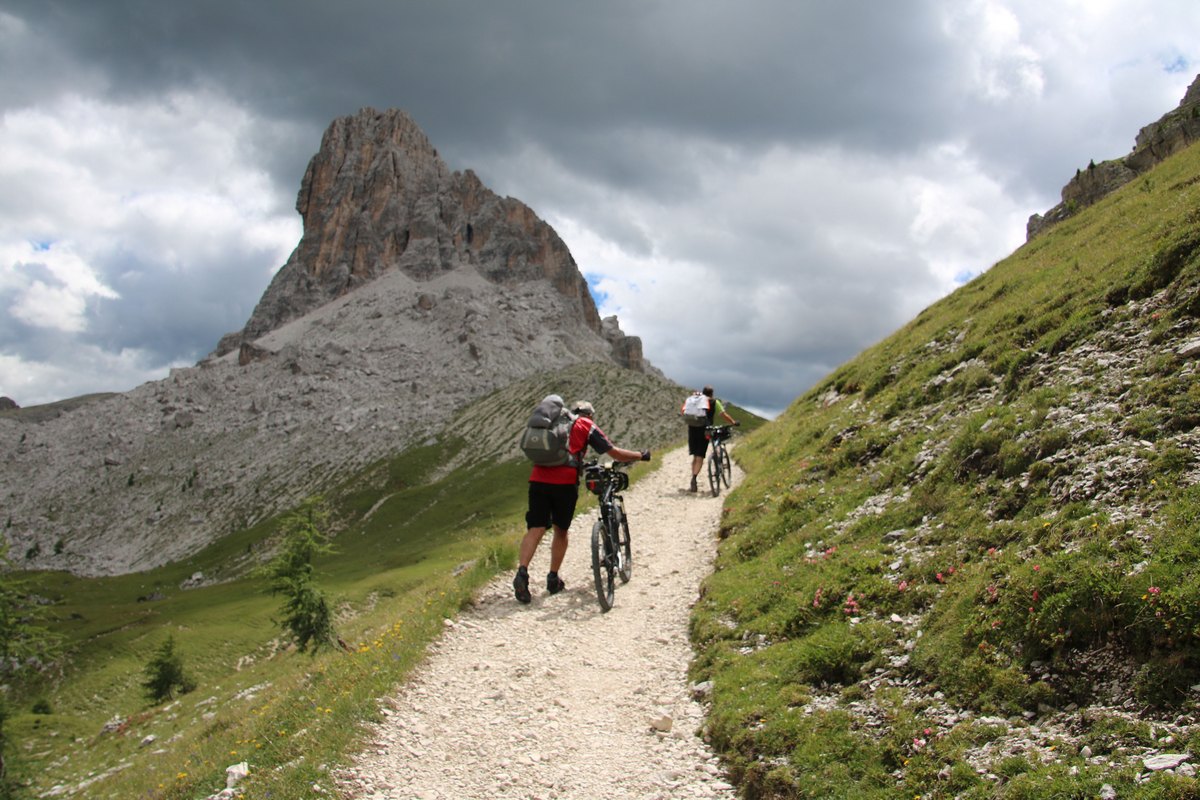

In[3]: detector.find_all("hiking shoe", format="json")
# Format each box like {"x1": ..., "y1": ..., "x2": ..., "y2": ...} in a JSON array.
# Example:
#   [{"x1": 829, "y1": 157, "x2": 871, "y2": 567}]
[
  {"x1": 513, "y1": 568, "x2": 531, "y2": 604},
  {"x1": 689, "y1": 476, "x2": 698, "y2": 493},
  {"x1": 547, "y1": 571, "x2": 566, "y2": 595}
]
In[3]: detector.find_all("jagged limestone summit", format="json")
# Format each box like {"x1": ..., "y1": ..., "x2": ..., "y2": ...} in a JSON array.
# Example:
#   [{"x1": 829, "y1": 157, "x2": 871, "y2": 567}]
[{"x1": 0, "y1": 108, "x2": 681, "y2": 577}]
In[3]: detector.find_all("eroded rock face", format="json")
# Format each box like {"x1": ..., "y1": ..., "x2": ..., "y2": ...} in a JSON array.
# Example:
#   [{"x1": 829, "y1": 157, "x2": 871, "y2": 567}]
[
  {"x1": 216, "y1": 108, "x2": 605, "y2": 357},
  {"x1": 1028, "y1": 74, "x2": 1200, "y2": 239}
]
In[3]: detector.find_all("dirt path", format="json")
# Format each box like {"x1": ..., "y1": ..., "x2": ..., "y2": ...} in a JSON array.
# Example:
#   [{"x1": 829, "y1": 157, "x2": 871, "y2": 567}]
[{"x1": 337, "y1": 445, "x2": 742, "y2": 799}]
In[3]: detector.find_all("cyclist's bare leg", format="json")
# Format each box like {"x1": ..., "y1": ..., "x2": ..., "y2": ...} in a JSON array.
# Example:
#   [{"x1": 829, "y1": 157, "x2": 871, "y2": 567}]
[
  {"x1": 518, "y1": 526, "x2": 546, "y2": 568},
  {"x1": 518, "y1": 525, "x2": 569, "y2": 571},
  {"x1": 548, "y1": 525, "x2": 569, "y2": 573}
]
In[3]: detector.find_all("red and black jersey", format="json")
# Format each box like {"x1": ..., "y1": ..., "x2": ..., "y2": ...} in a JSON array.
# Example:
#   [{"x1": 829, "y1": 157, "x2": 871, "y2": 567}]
[{"x1": 529, "y1": 416, "x2": 614, "y2": 485}]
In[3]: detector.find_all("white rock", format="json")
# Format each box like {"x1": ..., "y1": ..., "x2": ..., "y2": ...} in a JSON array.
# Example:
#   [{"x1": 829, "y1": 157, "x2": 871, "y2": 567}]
[
  {"x1": 225, "y1": 761, "x2": 250, "y2": 788},
  {"x1": 650, "y1": 714, "x2": 674, "y2": 733},
  {"x1": 1143, "y1": 753, "x2": 1189, "y2": 771}
]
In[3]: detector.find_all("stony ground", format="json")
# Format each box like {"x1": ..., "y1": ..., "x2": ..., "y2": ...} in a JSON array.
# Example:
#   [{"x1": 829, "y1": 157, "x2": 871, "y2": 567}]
[{"x1": 336, "y1": 445, "x2": 742, "y2": 799}]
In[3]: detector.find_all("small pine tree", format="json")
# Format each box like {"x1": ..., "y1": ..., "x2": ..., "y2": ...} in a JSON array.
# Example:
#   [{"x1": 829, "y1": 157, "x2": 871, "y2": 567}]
[
  {"x1": 141, "y1": 635, "x2": 194, "y2": 703},
  {"x1": 259, "y1": 497, "x2": 337, "y2": 653}
]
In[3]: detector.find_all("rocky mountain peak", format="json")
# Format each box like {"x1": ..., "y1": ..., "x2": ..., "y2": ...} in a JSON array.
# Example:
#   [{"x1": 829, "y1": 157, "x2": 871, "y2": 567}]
[{"x1": 216, "y1": 108, "x2": 642, "y2": 369}]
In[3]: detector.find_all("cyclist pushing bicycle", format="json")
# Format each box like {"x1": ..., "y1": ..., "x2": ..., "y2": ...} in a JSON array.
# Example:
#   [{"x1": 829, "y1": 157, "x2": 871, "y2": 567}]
[
  {"x1": 513, "y1": 399, "x2": 650, "y2": 605},
  {"x1": 681, "y1": 385, "x2": 738, "y2": 493}
]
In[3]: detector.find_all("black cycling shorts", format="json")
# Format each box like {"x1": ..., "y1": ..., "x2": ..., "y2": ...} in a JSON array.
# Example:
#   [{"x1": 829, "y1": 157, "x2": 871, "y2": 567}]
[
  {"x1": 526, "y1": 481, "x2": 579, "y2": 531},
  {"x1": 687, "y1": 424, "x2": 711, "y2": 458}
]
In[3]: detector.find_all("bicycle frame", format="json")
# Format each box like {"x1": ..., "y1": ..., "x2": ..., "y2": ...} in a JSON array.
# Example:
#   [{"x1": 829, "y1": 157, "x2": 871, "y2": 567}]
[
  {"x1": 583, "y1": 461, "x2": 632, "y2": 611},
  {"x1": 705, "y1": 425, "x2": 734, "y2": 497},
  {"x1": 586, "y1": 465, "x2": 625, "y2": 533}
]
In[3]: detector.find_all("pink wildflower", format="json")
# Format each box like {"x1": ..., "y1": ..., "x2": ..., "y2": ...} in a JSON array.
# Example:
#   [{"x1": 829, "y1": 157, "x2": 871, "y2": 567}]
[{"x1": 843, "y1": 593, "x2": 860, "y2": 615}]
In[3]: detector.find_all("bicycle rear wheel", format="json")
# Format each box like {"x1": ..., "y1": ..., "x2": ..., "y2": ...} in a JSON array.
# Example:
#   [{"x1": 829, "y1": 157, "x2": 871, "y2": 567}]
[
  {"x1": 720, "y1": 442, "x2": 732, "y2": 488},
  {"x1": 591, "y1": 518, "x2": 616, "y2": 611},
  {"x1": 707, "y1": 451, "x2": 721, "y2": 496},
  {"x1": 617, "y1": 501, "x2": 632, "y2": 583}
]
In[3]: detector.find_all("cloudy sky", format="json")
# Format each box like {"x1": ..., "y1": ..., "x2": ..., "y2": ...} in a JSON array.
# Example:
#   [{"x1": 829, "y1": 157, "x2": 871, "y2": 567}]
[{"x1": 2, "y1": 1, "x2": 1198, "y2": 416}]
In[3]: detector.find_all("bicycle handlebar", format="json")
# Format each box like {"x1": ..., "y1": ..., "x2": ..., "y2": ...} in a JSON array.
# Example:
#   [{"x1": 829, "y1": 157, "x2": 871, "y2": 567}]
[{"x1": 582, "y1": 459, "x2": 632, "y2": 471}]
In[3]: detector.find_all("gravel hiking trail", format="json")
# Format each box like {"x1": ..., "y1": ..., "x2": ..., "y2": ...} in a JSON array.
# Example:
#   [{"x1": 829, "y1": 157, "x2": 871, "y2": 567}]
[{"x1": 337, "y1": 444, "x2": 743, "y2": 799}]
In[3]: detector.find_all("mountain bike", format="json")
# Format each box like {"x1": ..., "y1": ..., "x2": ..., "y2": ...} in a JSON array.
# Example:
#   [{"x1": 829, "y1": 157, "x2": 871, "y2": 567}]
[
  {"x1": 706, "y1": 425, "x2": 734, "y2": 497},
  {"x1": 583, "y1": 461, "x2": 633, "y2": 612}
]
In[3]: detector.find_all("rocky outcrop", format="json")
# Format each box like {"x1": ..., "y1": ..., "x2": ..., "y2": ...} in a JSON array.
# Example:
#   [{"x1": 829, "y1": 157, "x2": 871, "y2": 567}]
[
  {"x1": 214, "y1": 108, "x2": 637, "y2": 366},
  {"x1": 1028, "y1": 74, "x2": 1200, "y2": 239},
  {"x1": 602, "y1": 315, "x2": 652, "y2": 373},
  {"x1": 1127, "y1": 76, "x2": 1200, "y2": 172}
]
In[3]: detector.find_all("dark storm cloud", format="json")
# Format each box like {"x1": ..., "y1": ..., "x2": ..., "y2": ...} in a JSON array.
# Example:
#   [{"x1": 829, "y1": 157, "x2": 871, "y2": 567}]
[
  {"x1": 2, "y1": 1, "x2": 1199, "y2": 413},
  {"x1": 86, "y1": 249, "x2": 272, "y2": 363},
  {"x1": 8, "y1": 2, "x2": 961, "y2": 186}
]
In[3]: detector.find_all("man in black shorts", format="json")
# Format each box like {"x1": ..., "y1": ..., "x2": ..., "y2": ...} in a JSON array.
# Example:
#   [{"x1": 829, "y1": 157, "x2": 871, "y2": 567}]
[
  {"x1": 513, "y1": 400, "x2": 649, "y2": 604},
  {"x1": 685, "y1": 385, "x2": 737, "y2": 492}
]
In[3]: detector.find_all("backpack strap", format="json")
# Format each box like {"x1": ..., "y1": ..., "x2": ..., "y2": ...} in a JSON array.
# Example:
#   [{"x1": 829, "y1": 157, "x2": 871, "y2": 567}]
[{"x1": 569, "y1": 416, "x2": 596, "y2": 468}]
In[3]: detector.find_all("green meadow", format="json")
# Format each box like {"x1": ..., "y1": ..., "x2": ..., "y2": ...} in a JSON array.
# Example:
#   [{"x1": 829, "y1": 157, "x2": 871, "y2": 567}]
[{"x1": 692, "y1": 143, "x2": 1200, "y2": 797}]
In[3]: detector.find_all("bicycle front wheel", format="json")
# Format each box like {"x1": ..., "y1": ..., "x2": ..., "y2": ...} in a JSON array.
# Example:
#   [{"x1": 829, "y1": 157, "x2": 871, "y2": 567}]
[
  {"x1": 591, "y1": 518, "x2": 616, "y2": 611},
  {"x1": 720, "y1": 443, "x2": 732, "y2": 488},
  {"x1": 707, "y1": 451, "x2": 721, "y2": 496},
  {"x1": 617, "y1": 502, "x2": 632, "y2": 583}
]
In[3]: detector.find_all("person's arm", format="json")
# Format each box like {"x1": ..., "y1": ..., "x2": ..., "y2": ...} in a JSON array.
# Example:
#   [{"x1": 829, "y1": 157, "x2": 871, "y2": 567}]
[
  {"x1": 608, "y1": 446, "x2": 650, "y2": 463},
  {"x1": 586, "y1": 426, "x2": 649, "y2": 462},
  {"x1": 716, "y1": 399, "x2": 738, "y2": 425}
]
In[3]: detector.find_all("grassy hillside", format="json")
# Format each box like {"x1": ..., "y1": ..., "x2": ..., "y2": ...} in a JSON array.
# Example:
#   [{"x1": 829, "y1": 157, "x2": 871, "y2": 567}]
[
  {"x1": 2, "y1": 363, "x2": 761, "y2": 798},
  {"x1": 691, "y1": 143, "x2": 1200, "y2": 798}
]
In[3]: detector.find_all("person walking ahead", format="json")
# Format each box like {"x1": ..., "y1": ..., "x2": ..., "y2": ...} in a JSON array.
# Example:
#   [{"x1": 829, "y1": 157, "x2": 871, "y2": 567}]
[
  {"x1": 514, "y1": 400, "x2": 649, "y2": 604},
  {"x1": 684, "y1": 385, "x2": 737, "y2": 493}
]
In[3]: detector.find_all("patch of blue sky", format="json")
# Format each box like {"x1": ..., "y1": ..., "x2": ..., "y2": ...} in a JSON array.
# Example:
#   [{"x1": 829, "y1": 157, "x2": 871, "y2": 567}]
[
  {"x1": 954, "y1": 268, "x2": 979, "y2": 285},
  {"x1": 1163, "y1": 54, "x2": 1190, "y2": 74},
  {"x1": 32, "y1": 240, "x2": 53, "y2": 252},
  {"x1": 584, "y1": 272, "x2": 610, "y2": 307}
]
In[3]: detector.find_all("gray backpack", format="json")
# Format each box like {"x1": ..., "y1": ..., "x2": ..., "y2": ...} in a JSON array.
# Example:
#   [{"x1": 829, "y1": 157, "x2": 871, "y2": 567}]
[
  {"x1": 519, "y1": 395, "x2": 578, "y2": 466},
  {"x1": 682, "y1": 392, "x2": 709, "y2": 427}
]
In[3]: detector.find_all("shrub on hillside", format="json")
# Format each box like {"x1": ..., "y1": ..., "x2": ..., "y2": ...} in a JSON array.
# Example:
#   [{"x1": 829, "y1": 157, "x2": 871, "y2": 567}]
[
  {"x1": 142, "y1": 635, "x2": 194, "y2": 703},
  {"x1": 259, "y1": 496, "x2": 338, "y2": 653}
]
